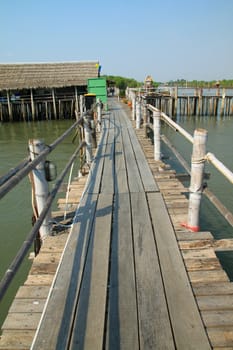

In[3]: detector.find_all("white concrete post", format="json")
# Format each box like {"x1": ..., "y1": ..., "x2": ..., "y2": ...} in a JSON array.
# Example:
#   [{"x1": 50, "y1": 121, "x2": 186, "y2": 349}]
[
  {"x1": 96, "y1": 98, "x2": 102, "y2": 132},
  {"x1": 136, "y1": 98, "x2": 141, "y2": 129},
  {"x1": 153, "y1": 110, "x2": 161, "y2": 161},
  {"x1": 28, "y1": 139, "x2": 51, "y2": 239},
  {"x1": 187, "y1": 128, "x2": 208, "y2": 232},
  {"x1": 84, "y1": 115, "x2": 93, "y2": 164}
]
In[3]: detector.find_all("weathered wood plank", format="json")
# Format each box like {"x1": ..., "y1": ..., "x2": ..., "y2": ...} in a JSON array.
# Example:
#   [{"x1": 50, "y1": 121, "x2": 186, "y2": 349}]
[
  {"x1": 197, "y1": 295, "x2": 233, "y2": 311},
  {"x1": 202, "y1": 310, "x2": 233, "y2": 327},
  {"x1": 8, "y1": 298, "x2": 46, "y2": 313},
  {"x1": 184, "y1": 257, "x2": 222, "y2": 271},
  {"x1": 131, "y1": 192, "x2": 175, "y2": 350},
  {"x1": 147, "y1": 192, "x2": 211, "y2": 349},
  {"x1": 31, "y1": 193, "x2": 98, "y2": 349},
  {"x1": 121, "y1": 128, "x2": 144, "y2": 193},
  {"x1": 177, "y1": 231, "x2": 214, "y2": 241},
  {"x1": 16, "y1": 286, "x2": 50, "y2": 299},
  {"x1": 100, "y1": 125, "x2": 115, "y2": 194},
  {"x1": 69, "y1": 193, "x2": 113, "y2": 349},
  {"x1": 189, "y1": 270, "x2": 229, "y2": 283},
  {"x1": 0, "y1": 330, "x2": 34, "y2": 349},
  {"x1": 193, "y1": 282, "x2": 233, "y2": 296},
  {"x1": 106, "y1": 193, "x2": 139, "y2": 349},
  {"x1": 207, "y1": 327, "x2": 233, "y2": 347},
  {"x1": 127, "y1": 127, "x2": 159, "y2": 192},
  {"x1": 2, "y1": 313, "x2": 41, "y2": 331}
]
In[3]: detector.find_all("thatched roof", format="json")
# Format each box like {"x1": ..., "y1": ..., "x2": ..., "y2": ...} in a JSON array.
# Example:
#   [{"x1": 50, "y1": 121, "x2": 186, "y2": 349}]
[{"x1": 0, "y1": 61, "x2": 99, "y2": 91}]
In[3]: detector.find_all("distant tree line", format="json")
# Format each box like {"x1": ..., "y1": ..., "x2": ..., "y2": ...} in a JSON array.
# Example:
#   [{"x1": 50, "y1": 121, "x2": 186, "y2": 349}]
[{"x1": 104, "y1": 75, "x2": 233, "y2": 96}]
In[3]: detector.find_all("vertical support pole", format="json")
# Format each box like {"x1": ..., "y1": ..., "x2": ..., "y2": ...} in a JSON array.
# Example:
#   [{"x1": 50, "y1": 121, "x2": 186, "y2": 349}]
[
  {"x1": 96, "y1": 98, "x2": 102, "y2": 131},
  {"x1": 83, "y1": 115, "x2": 93, "y2": 164},
  {"x1": 136, "y1": 98, "x2": 141, "y2": 129},
  {"x1": 220, "y1": 88, "x2": 225, "y2": 116},
  {"x1": 74, "y1": 86, "x2": 79, "y2": 113},
  {"x1": 30, "y1": 89, "x2": 35, "y2": 121},
  {"x1": 52, "y1": 88, "x2": 57, "y2": 119},
  {"x1": 28, "y1": 139, "x2": 51, "y2": 240},
  {"x1": 79, "y1": 95, "x2": 84, "y2": 114},
  {"x1": 153, "y1": 110, "x2": 161, "y2": 161},
  {"x1": 187, "y1": 128, "x2": 208, "y2": 232},
  {"x1": 7, "y1": 90, "x2": 13, "y2": 122},
  {"x1": 132, "y1": 93, "x2": 136, "y2": 120}
]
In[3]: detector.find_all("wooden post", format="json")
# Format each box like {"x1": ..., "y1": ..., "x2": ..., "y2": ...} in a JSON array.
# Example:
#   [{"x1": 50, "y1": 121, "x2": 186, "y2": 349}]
[
  {"x1": 52, "y1": 88, "x2": 57, "y2": 119},
  {"x1": 6, "y1": 90, "x2": 13, "y2": 122},
  {"x1": 187, "y1": 128, "x2": 208, "y2": 232},
  {"x1": 136, "y1": 98, "x2": 141, "y2": 129},
  {"x1": 83, "y1": 115, "x2": 93, "y2": 164},
  {"x1": 96, "y1": 98, "x2": 102, "y2": 131},
  {"x1": 30, "y1": 89, "x2": 35, "y2": 121},
  {"x1": 153, "y1": 110, "x2": 161, "y2": 161},
  {"x1": 74, "y1": 86, "x2": 79, "y2": 113},
  {"x1": 132, "y1": 93, "x2": 136, "y2": 121},
  {"x1": 220, "y1": 88, "x2": 225, "y2": 116},
  {"x1": 79, "y1": 95, "x2": 84, "y2": 114},
  {"x1": 28, "y1": 139, "x2": 51, "y2": 240}
]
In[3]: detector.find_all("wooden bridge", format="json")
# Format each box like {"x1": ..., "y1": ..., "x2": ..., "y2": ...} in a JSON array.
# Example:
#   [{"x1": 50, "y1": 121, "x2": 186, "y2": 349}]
[{"x1": 1, "y1": 99, "x2": 233, "y2": 349}]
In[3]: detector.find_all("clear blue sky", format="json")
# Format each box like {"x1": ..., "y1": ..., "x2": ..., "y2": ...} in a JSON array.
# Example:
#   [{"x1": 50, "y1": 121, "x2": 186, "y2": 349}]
[{"x1": 0, "y1": 0, "x2": 232, "y2": 82}]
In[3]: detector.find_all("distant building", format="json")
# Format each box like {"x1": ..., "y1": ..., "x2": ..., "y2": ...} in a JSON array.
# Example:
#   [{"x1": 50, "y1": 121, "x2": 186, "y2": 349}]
[{"x1": 0, "y1": 61, "x2": 99, "y2": 121}]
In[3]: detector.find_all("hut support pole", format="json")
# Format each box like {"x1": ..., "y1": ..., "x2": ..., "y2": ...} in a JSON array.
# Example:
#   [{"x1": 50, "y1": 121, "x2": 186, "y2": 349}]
[
  {"x1": 28, "y1": 139, "x2": 51, "y2": 240},
  {"x1": 7, "y1": 91, "x2": 13, "y2": 122},
  {"x1": 52, "y1": 88, "x2": 57, "y2": 119},
  {"x1": 30, "y1": 89, "x2": 35, "y2": 121},
  {"x1": 186, "y1": 128, "x2": 208, "y2": 232},
  {"x1": 74, "y1": 86, "x2": 79, "y2": 113},
  {"x1": 153, "y1": 110, "x2": 161, "y2": 161}
]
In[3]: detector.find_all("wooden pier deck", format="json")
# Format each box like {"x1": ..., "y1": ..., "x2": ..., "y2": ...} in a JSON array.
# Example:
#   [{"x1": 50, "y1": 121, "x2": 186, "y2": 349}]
[{"x1": 1, "y1": 99, "x2": 233, "y2": 349}]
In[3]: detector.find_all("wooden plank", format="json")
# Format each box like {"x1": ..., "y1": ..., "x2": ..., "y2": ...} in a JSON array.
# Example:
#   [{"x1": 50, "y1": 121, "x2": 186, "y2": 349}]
[
  {"x1": 207, "y1": 327, "x2": 233, "y2": 347},
  {"x1": 189, "y1": 270, "x2": 229, "y2": 283},
  {"x1": 177, "y1": 231, "x2": 214, "y2": 241},
  {"x1": 100, "y1": 125, "x2": 115, "y2": 194},
  {"x1": 2, "y1": 313, "x2": 41, "y2": 331},
  {"x1": 202, "y1": 310, "x2": 233, "y2": 327},
  {"x1": 106, "y1": 193, "x2": 139, "y2": 349},
  {"x1": 31, "y1": 193, "x2": 98, "y2": 349},
  {"x1": 131, "y1": 192, "x2": 175, "y2": 349},
  {"x1": 0, "y1": 330, "x2": 34, "y2": 349},
  {"x1": 182, "y1": 248, "x2": 217, "y2": 260},
  {"x1": 197, "y1": 295, "x2": 233, "y2": 311},
  {"x1": 8, "y1": 298, "x2": 46, "y2": 313},
  {"x1": 147, "y1": 192, "x2": 211, "y2": 349},
  {"x1": 184, "y1": 257, "x2": 222, "y2": 271},
  {"x1": 113, "y1": 115, "x2": 128, "y2": 194},
  {"x1": 121, "y1": 127, "x2": 144, "y2": 193},
  {"x1": 69, "y1": 193, "x2": 113, "y2": 349},
  {"x1": 127, "y1": 127, "x2": 159, "y2": 192},
  {"x1": 24, "y1": 274, "x2": 54, "y2": 286},
  {"x1": 16, "y1": 286, "x2": 50, "y2": 299},
  {"x1": 85, "y1": 117, "x2": 109, "y2": 194},
  {"x1": 193, "y1": 282, "x2": 233, "y2": 296}
]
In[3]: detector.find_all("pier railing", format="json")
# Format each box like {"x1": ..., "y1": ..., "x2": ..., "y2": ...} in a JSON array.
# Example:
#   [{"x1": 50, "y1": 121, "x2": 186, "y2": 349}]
[
  {"x1": 0, "y1": 110, "x2": 102, "y2": 302},
  {"x1": 127, "y1": 90, "x2": 233, "y2": 231}
]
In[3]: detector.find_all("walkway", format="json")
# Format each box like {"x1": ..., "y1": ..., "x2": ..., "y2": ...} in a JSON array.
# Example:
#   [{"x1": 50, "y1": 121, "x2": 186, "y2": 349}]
[{"x1": 31, "y1": 100, "x2": 211, "y2": 349}]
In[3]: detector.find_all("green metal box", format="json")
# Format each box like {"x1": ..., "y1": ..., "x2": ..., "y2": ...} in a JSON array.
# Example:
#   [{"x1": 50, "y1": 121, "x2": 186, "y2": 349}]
[{"x1": 88, "y1": 78, "x2": 108, "y2": 110}]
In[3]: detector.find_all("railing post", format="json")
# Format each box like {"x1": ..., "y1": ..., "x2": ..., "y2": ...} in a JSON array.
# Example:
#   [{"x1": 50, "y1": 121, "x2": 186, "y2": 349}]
[
  {"x1": 132, "y1": 93, "x2": 136, "y2": 121},
  {"x1": 96, "y1": 98, "x2": 102, "y2": 132},
  {"x1": 136, "y1": 98, "x2": 141, "y2": 129},
  {"x1": 187, "y1": 128, "x2": 208, "y2": 231},
  {"x1": 153, "y1": 110, "x2": 161, "y2": 160},
  {"x1": 28, "y1": 139, "x2": 51, "y2": 240},
  {"x1": 83, "y1": 114, "x2": 93, "y2": 164}
]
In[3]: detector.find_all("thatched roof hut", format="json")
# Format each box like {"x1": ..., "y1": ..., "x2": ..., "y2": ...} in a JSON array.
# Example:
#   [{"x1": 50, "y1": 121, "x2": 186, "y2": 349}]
[{"x1": 0, "y1": 61, "x2": 99, "y2": 91}]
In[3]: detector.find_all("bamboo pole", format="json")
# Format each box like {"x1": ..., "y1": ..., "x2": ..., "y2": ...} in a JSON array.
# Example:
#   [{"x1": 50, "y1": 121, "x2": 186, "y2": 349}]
[
  {"x1": 6, "y1": 90, "x2": 13, "y2": 121},
  {"x1": 30, "y1": 89, "x2": 35, "y2": 121},
  {"x1": 153, "y1": 110, "x2": 161, "y2": 161},
  {"x1": 52, "y1": 88, "x2": 57, "y2": 119},
  {"x1": 187, "y1": 128, "x2": 208, "y2": 231},
  {"x1": 28, "y1": 139, "x2": 51, "y2": 239}
]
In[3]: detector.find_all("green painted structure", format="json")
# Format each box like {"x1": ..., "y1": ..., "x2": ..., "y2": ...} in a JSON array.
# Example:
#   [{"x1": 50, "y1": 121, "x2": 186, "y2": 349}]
[{"x1": 88, "y1": 78, "x2": 108, "y2": 109}]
